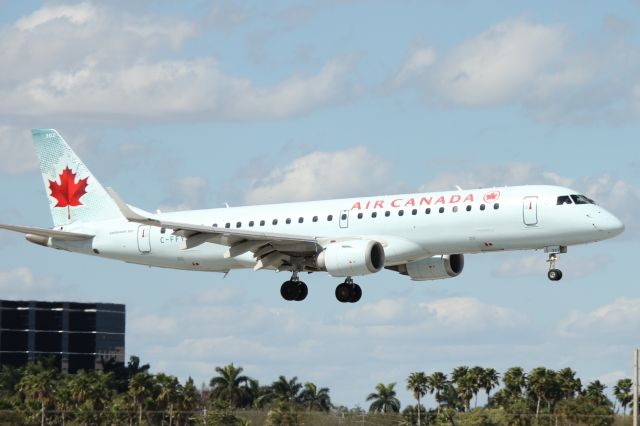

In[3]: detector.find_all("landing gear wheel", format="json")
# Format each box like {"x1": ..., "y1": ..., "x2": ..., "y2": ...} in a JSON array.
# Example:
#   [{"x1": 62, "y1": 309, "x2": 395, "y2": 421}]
[
  {"x1": 280, "y1": 281, "x2": 296, "y2": 301},
  {"x1": 547, "y1": 269, "x2": 563, "y2": 281},
  {"x1": 335, "y1": 283, "x2": 352, "y2": 303},
  {"x1": 349, "y1": 284, "x2": 362, "y2": 303},
  {"x1": 295, "y1": 282, "x2": 308, "y2": 301}
]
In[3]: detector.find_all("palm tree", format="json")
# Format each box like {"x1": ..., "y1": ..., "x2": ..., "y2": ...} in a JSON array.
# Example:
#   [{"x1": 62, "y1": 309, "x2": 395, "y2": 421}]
[
  {"x1": 271, "y1": 375, "x2": 303, "y2": 403},
  {"x1": 177, "y1": 377, "x2": 199, "y2": 426},
  {"x1": 16, "y1": 367, "x2": 57, "y2": 426},
  {"x1": 209, "y1": 363, "x2": 250, "y2": 407},
  {"x1": 585, "y1": 380, "x2": 610, "y2": 406},
  {"x1": 156, "y1": 373, "x2": 181, "y2": 426},
  {"x1": 367, "y1": 383, "x2": 401, "y2": 413},
  {"x1": 427, "y1": 372, "x2": 447, "y2": 414},
  {"x1": 468, "y1": 366, "x2": 484, "y2": 408},
  {"x1": 479, "y1": 368, "x2": 500, "y2": 404},
  {"x1": 527, "y1": 367, "x2": 555, "y2": 418},
  {"x1": 556, "y1": 367, "x2": 581, "y2": 399},
  {"x1": 503, "y1": 367, "x2": 526, "y2": 399},
  {"x1": 128, "y1": 371, "x2": 156, "y2": 425},
  {"x1": 299, "y1": 382, "x2": 332, "y2": 412},
  {"x1": 614, "y1": 378, "x2": 632, "y2": 416},
  {"x1": 406, "y1": 372, "x2": 428, "y2": 425}
]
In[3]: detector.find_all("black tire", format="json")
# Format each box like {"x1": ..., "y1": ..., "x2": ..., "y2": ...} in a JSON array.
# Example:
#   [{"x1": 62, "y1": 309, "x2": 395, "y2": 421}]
[
  {"x1": 349, "y1": 284, "x2": 362, "y2": 303},
  {"x1": 335, "y1": 283, "x2": 351, "y2": 303},
  {"x1": 547, "y1": 269, "x2": 563, "y2": 281},
  {"x1": 280, "y1": 281, "x2": 296, "y2": 300},
  {"x1": 295, "y1": 282, "x2": 308, "y2": 301}
]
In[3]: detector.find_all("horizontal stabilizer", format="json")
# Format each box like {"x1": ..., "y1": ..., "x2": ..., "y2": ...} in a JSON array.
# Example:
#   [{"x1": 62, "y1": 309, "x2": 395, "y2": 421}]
[{"x1": 0, "y1": 224, "x2": 94, "y2": 241}]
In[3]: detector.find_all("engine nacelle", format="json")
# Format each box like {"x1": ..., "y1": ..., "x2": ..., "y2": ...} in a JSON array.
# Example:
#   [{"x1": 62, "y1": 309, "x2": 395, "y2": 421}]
[
  {"x1": 317, "y1": 240, "x2": 385, "y2": 277},
  {"x1": 390, "y1": 254, "x2": 464, "y2": 281}
]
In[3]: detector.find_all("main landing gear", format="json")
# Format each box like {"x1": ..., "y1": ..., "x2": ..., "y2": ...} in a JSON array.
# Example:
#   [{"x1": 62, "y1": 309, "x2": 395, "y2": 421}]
[
  {"x1": 546, "y1": 246, "x2": 567, "y2": 282},
  {"x1": 335, "y1": 277, "x2": 362, "y2": 303},
  {"x1": 280, "y1": 271, "x2": 308, "y2": 301}
]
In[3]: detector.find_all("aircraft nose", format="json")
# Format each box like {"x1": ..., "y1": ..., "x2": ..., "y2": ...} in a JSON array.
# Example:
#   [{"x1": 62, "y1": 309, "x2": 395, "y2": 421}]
[{"x1": 595, "y1": 210, "x2": 625, "y2": 237}]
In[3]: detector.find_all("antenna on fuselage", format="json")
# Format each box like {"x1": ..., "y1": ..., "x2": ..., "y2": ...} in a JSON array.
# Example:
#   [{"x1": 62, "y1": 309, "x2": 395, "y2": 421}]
[
  {"x1": 455, "y1": 185, "x2": 463, "y2": 191},
  {"x1": 225, "y1": 202, "x2": 230, "y2": 208}
]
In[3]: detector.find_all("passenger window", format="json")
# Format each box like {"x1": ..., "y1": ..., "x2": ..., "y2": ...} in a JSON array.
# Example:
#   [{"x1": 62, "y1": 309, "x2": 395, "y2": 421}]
[
  {"x1": 439, "y1": 207, "x2": 444, "y2": 213},
  {"x1": 466, "y1": 205, "x2": 471, "y2": 212},
  {"x1": 398, "y1": 210, "x2": 404, "y2": 216},
  {"x1": 327, "y1": 215, "x2": 333, "y2": 221},
  {"x1": 412, "y1": 209, "x2": 417, "y2": 215},
  {"x1": 425, "y1": 208, "x2": 431, "y2": 214},
  {"x1": 260, "y1": 220, "x2": 265, "y2": 226},
  {"x1": 452, "y1": 206, "x2": 458, "y2": 213},
  {"x1": 371, "y1": 212, "x2": 377, "y2": 218},
  {"x1": 494, "y1": 203, "x2": 499, "y2": 210},
  {"x1": 286, "y1": 218, "x2": 291, "y2": 224},
  {"x1": 225, "y1": 223, "x2": 231, "y2": 228},
  {"x1": 385, "y1": 211, "x2": 391, "y2": 217},
  {"x1": 272, "y1": 219, "x2": 278, "y2": 225},
  {"x1": 341, "y1": 213, "x2": 347, "y2": 220},
  {"x1": 249, "y1": 221, "x2": 254, "y2": 227},
  {"x1": 298, "y1": 217, "x2": 304, "y2": 223},
  {"x1": 161, "y1": 227, "x2": 166, "y2": 234},
  {"x1": 557, "y1": 195, "x2": 573, "y2": 205},
  {"x1": 312, "y1": 216, "x2": 318, "y2": 222},
  {"x1": 357, "y1": 212, "x2": 363, "y2": 219},
  {"x1": 480, "y1": 204, "x2": 486, "y2": 211},
  {"x1": 236, "y1": 222, "x2": 242, "y2": 228}
]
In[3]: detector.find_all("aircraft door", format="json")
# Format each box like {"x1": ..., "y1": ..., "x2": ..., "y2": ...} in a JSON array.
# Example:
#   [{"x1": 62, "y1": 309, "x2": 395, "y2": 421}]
[
  {"x1": 523, "y1": 196, "x2": 538, "y2": 226},
  {"x1": 339, "y1": 210, "x2": 349, "y2": 228},
  {"x1": 137, "y1": 225, "x2": 152, "y2": 253}
]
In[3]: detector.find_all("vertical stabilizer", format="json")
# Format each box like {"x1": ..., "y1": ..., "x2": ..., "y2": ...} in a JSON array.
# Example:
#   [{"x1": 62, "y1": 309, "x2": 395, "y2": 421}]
[{"x1": 32, "y1": 129, "x2": 122, "y2": 227}]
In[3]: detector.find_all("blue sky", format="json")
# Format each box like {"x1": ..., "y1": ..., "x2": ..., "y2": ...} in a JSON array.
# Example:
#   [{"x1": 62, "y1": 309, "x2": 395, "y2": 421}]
[{"x1": 0, "y1": 0, "x2": 639, "y2": 409}]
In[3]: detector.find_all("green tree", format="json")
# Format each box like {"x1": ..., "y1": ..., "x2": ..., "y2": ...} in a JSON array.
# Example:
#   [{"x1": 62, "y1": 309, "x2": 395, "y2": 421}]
[
  {"x1": 156, "y1": 373, "x2": 181, "y2": 426},
  {"x1": 556, "y1": 367, "x2": 581, "y2": 400},
  {"x1": 468, "y1": 366, "x2": 484, "y2": 408},
  {"x1": 479, "y1": 368, "x2": 500, "y2": 403},
  {"x1": 366, "y1": 382, "x2": 401, "y2": 413},
  {"x1": 271, "y1": 375, "x2": 303, "y2": 403},
  {"x1": 299, "y1": 382, "x2": 331, "y2": 412},
  {"x1": 503, "y1": 367, "x2": 526, "y2": 400},
  {"x1": 406, "y1": 372, "x2": 428, "y2": 425},
  {"x1": 427, "y1": 371, "x2": 448, "y2": 414},
  {"x1": 16, "y1": 362, "x2": 57, "y2": 426},
  {"x1": 613, "y1": 378, "x2": 632, "y2": 416},
  {"x1": 209, "y1": 363, "x2": 250, "y2": 408},
  {"x1": 526, "y1": 367, "x2": 555, "y2": 418},
  {"x1": 128, "y1": 371, "x2": 156, "y2": 425}
]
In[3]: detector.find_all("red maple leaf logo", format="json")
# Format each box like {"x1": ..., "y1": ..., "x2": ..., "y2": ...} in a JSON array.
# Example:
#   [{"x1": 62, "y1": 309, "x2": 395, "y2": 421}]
[
  {"x1": 49, "y1": 166, "x2": 88, "y2": 219},
  {"x1": 483, "y1": 191, "x2": 500, "y2": 203}
]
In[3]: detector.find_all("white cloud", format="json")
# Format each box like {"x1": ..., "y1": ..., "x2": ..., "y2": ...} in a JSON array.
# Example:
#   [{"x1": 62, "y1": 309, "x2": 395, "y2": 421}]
[
  {"x1": 390, "y1": 47, "x2": 436, "y2": 87},
  {"x1": 244, "y1": 146, "x2": 390, "y2": 204},
  {"x1": 430, "y1": 19, "x2": 567, "y2": 106},
  {"x1": 0, "y1": 267, "x2": 63, "y2": 300},
  {"x1": 0, "y1": 3, "x2": 356, "y2": 122},
  {"x1": 557, "y1": 298, "x2": 640, "y2": 341},
  {"x1": 390, "y1": 17, "x2": 640, "y2": 123}
]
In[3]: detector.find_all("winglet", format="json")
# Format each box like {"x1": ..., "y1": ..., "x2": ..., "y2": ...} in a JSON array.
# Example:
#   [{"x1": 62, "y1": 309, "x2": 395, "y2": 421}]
[{"x1": 106, "y1": 187, "x2": 161, "y2": 226}]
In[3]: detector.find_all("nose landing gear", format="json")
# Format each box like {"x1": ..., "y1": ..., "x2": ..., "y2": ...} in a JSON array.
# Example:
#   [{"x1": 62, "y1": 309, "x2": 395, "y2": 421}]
[
  {"x1": 335, "y1": 277, "x2": 362, "y2": 303},
  {"x1": 546, "y1": 246, "x2": 566, "y2": 281},
  {"x1": 280, "y1": 271, "x2": 308, "y2": 301}
]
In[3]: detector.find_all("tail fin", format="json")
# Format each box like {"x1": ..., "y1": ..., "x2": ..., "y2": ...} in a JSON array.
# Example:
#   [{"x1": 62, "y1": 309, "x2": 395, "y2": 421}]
[{"x1": 32, "y1": 129, "x2": 122, "y2": 227}]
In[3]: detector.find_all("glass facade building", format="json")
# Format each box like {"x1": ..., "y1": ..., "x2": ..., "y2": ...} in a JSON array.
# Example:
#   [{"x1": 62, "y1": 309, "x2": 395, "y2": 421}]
[{"x1": 0, "y1": 300, "x2": 125, "y2": 373}]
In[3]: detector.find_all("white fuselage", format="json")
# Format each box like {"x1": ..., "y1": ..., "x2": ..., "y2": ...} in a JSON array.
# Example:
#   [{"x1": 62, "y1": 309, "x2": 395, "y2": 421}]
[{"x1": 51, "y1": 185, "x2": 624, "y2": 274}]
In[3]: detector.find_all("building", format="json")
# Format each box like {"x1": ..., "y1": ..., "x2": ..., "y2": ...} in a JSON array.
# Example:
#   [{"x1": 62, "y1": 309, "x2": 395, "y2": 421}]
[{"x1": 0, "y1": 300, "x2": 125, "y2": 373}]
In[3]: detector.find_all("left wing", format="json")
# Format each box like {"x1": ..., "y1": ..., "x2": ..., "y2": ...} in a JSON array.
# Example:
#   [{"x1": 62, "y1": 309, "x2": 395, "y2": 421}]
[{"x1": 107, "y1": 188, "x2": 325, "y2": 271}]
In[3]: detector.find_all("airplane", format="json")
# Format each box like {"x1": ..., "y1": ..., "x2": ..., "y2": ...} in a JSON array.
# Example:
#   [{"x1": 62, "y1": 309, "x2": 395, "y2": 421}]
[{"x1": 0, "y1": 129, "x2": 625, "y2": 303}]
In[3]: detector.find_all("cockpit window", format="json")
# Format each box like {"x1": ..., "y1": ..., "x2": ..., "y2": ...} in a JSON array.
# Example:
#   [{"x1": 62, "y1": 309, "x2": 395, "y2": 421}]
[
  {"x1": 556, "y1": 195, "x2": 573, "y2": 205},
  {"x1": 571, "y1": 194, "x2": 595, "y2": 205}
]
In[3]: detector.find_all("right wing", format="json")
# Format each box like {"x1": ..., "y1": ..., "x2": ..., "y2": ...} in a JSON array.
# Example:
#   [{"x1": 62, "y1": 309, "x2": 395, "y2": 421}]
[{"x1": 107, "y1": 188, "x2": 327, "y2": 271}]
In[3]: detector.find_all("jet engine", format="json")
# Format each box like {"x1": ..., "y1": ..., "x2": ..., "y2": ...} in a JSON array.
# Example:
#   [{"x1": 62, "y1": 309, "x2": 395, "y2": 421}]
[
  {"x1": 388, "y1": 254, "x2": 464, "y2": 281},
  {"x1": 316, "y1": 240, "x2": 385, "y2": 277}
]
